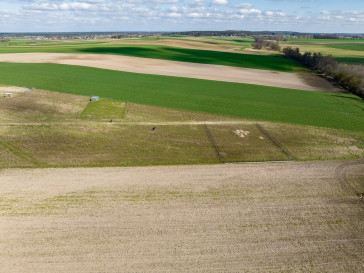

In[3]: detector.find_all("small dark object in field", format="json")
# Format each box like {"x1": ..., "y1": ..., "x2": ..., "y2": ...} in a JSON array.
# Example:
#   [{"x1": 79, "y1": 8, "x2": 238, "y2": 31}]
[
  {"x1": 109, "y1": 119, "x2": 113, "y2": 123},
  {"x1": 152, "y1": 127, "x2": 156, "y2": 131}
]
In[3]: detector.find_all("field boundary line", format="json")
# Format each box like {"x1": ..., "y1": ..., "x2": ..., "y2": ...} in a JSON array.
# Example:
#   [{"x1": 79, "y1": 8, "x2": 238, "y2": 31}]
[
  {"x1": 123, "y1": 101, "x2": 129, "y2": 119},
  {"x1": 204, "y1": 123, "x2": 226, "y2": 164},
  {"x1": 79, "y1": 100, "x2": 90, "y2": 118},
  {"x1": 256, "y1": 123, "x2": 295, "y2": 161},
  {"x1": 226, "y1": 160, "x2": 293, "y2": 164}
]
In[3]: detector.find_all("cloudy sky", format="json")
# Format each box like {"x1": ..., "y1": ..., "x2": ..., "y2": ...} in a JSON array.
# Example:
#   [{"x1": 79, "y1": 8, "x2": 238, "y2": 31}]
[{"x1": 0, "y1": 0, "x2": 363, "y2": 33}]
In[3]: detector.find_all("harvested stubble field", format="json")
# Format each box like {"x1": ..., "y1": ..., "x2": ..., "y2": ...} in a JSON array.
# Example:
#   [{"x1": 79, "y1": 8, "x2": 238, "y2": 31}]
[{"x1": 1, "y1": 161, "x2": 363, "y2": 272}]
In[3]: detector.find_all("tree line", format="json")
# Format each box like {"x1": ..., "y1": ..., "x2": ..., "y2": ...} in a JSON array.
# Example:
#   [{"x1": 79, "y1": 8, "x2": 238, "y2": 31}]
[
  {"x1": 282, "y1": 47, "x2": 364, "y2": 98},
  {"x1": 251, "y1": 37, "x2": 281, "y2": 51}
]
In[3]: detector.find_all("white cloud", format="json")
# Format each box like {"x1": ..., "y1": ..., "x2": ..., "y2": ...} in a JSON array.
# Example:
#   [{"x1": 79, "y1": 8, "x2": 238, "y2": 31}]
[
  {"x1": 212, "y1": 0, "x2": 228, "y2": 5},
  {"x1": 230, "y1": 14, "x2": 244, "y2": 19},
  {"x1": 169, "y1": 6, "x2": 178, "y2": 12},
  {"x1": 167, "y1": 12, "x2": 182, "y2": 17},
  {"x1": 249, "y1": 8, "x2": 261, "y2": 14},
  {"x1": 24, "y1": 2, "x2": 93, "y2": 11},
  {"x1": 80, "y1": 0, "x2": 106, "y2": 3},
  {"x1": 239, "y1": 8, "x2": 261, "y2": 15},
  {"x1": 2, "y1": 0, "x2": 362, "y2": 33},
  {"x1": 235, "y1": 3, "x2": 252, "y2": 9},
  {"x1": 24, "y1": 3, "x2": 59, "y2": 11},
  {"x1": 187, "y1": 12, "x2": 203, "y2": 18},
  {"x1": 189, "y1": 0, "x2": 206, "y2": 7},
  {"x1": 127, "y1": 0, "x2": 180, "y2": 3}
]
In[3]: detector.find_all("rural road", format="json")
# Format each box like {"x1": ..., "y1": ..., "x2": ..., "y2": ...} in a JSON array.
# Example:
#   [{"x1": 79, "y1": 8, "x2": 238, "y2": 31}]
[{"x1": 0, "y1": 53, "x2": 344, "y2": 93}]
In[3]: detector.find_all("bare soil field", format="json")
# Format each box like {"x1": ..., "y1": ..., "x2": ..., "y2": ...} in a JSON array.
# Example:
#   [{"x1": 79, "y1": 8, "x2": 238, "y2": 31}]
[
  {"x1": 0, "y1": 53, "x2": 344, "y2": 92},
  {"x1": 108, "y1": 38, "x2": 243, "y2": 52},
  {"x1": 1, "y1": 161, "x2": 363, "y2": 272}
]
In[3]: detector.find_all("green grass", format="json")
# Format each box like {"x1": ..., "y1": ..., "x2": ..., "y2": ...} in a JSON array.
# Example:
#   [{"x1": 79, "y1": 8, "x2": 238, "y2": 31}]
[
  {"x1": 1, "y1": 122, "x2": 363, "y2": 168},
  {"x1": 323, "y1": 43, "x2": 364, "y2": 52},
  {"x1": 263, "y1": 123, "x2": 364, "y2": 161},
  {"x1": 0, "y1": 124, "x2": 220, "y2": 167},
  {"x1": 81, "y1": 99, "x2": 126, "y2": 119},
  {"x1": 0, "y1": 44, "x2": 303, "y2": 72},
  {"x1": 208, "y1": 124, "x2": 289, "y2": 162},
  {"x1": 334, "y1": 56, "x2": 364, "y2": 65},
  {"x1": 0, "y1": 62, "x2": 363, "y2": 132}
]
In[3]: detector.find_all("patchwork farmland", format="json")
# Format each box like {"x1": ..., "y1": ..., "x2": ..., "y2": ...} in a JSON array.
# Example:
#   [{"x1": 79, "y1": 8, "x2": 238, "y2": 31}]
[{"x1": 0, "y1": 36, "x2": 363, "y2": 272}]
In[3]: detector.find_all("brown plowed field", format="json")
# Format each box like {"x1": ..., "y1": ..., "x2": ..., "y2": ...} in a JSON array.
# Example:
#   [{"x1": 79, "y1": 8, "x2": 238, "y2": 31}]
[
  {"x1": 0, "y1": 53, "x2": 344, "y2": 92},
  {"x1": 1, "y1": 160, "x2": 363, "y2": 272}
]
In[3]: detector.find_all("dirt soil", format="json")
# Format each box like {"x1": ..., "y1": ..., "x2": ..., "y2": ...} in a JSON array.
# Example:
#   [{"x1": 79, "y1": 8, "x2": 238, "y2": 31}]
[
  {"x1": 108, "y1": 38, "x2": 243, "y2": 52},
  {"x1": 1, "y1": 160, "x2": 363, "y2": 272},
  {"x1": 0, "y1": 53, "x2": 344, "y2": 93}
]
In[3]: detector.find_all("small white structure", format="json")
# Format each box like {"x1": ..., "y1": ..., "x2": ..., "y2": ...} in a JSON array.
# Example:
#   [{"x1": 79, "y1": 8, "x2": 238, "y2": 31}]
[{"x1": 4, "y1": 92, "x2": 12, "y2": 98}]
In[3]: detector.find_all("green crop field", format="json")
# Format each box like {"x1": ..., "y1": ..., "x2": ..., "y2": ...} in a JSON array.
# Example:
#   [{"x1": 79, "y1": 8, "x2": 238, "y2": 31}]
[
  {"x1": 0, "y1": 62, "x2": 363, "y2": 132},
  {"x1": 281, "y1": 41, "x2": 364, "y2": 65},
  {"x1": 0, "y1": 43, "x2": 304, "y2": 72},
  {"x1": 323, "y1": 43, "x2": 364, "y2": 51}
]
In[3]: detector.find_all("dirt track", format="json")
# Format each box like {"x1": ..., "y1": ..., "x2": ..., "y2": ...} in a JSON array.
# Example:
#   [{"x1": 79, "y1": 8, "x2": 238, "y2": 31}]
[
  {"x1": 1, "y1": 160, "x2": 363, "y2": 272},
  {"x1": 0, "y1": 53, "x2": 344, "y2": 92}
]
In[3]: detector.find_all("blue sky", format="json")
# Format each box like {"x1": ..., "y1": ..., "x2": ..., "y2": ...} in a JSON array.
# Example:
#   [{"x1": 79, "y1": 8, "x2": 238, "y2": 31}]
[{"x1": 0, "y1": 0, "x2": 363, "y2": 33}]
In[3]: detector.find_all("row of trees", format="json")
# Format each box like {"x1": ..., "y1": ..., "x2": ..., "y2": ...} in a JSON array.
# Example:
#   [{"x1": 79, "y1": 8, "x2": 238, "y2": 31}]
[
  {"x1": 282, "y1": 47, "x2": 364, "y2": 98},
  {"x1": 313, "y1": 34, "x2": 340, "y2": 39},
  {"x1": 251, "y1": 38, "x2": 280, "y2": 51}
]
